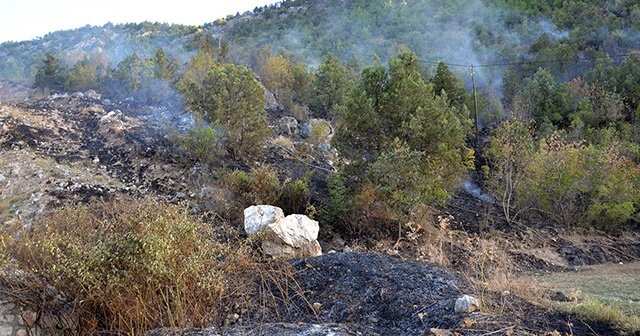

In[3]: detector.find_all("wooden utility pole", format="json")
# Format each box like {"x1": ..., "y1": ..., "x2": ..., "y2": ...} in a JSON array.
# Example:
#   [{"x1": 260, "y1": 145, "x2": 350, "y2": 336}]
[{"x1": 471, "y1": 64, "x2": 479, "y2": 147}]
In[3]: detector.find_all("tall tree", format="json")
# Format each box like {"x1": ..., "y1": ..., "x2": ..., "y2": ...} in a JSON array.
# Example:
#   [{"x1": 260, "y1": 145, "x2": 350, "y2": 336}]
[
  {"x1": 334, "y1": 49, "x2": 470, "y2": 212},
  {"x1": 66, "y1": 56, "x2": 98, "y2": 92},
  {"x1": 432, "y1": 61, "x2": 467, "y2": 111},
  {"x1": 152, "y1": 48, "x2": 177, "y2": 81},
  {"x1": 186, "y1": 64, "x2": 270, "y2": 160},
  {"x1": 307, "y1": 53, "x2": 352, "y2": 119},
  {"x1": 34, "y1": 52, "x2": 66, "y2": 92}
]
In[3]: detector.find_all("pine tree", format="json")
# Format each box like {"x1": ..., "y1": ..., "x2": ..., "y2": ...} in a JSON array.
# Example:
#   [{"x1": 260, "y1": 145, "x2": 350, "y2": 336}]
[
  {"x1": 34, "y1": 52, "x2": 66, "y2": 92},
  {"x1": 186, "y1": 64, "x2": 270, "y2": 160}
]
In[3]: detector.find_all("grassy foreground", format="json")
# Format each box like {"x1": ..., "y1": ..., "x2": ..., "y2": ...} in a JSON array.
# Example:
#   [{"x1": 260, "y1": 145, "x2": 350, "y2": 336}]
[{"x1": 534, "y1": 262, "x2": 640, "y2": 334}]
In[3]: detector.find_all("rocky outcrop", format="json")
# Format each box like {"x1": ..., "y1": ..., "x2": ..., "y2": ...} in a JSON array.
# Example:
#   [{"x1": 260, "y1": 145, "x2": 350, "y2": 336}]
[
  {"x1": 0, "y1": 300, "x2": 77, "y2": 336},
  {"x1": 244, "y1": 205, "x2": 322, "y2": 258},
  {"x1": 278, "y1": 116, "x2": 299, "y2": 136},
  {"x1": 260, "y1": 83, "x2": 283, "y2": 112}
]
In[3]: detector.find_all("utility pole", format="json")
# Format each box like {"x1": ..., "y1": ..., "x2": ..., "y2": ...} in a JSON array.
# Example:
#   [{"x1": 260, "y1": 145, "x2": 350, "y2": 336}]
[{"x1": 471, "y1": 65, "x2": 479, "y2": 147}]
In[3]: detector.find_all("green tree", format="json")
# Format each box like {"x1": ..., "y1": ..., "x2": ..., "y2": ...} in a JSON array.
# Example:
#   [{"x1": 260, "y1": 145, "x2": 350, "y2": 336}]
[
  {"x1": 432, "y1": 61, "x2": 467, "y2": 111},
  {"x1": 485, "y1": 118, "x2": 536, "y2": 223},
  {"x1": 66, "y1": 56, "x2": 98, "y2": 92},
  {"x1": 185, "y1": 64, "x2": 270, "y2": 160},
  {"x1": 179, "y1": 50, "x2": 217, "y2": 92},
  {"x1": 307, "y1": 53, "x2": 352, "y2": 119},
  {"x1": 527, "y1": 67, "x2": 566, "y2": 127},
  {"x1": 334, "y1": 49, "x2": 470, "y2": 228},
  {"x1": 115, "y1": 53, "x2": 152, "y2": 92},
  {"x1": 152, "y1": 48, "x2": 177, "y2": 81},
  {"x1": 34, "y1": 52, "x2": 66, "y2": 92},
  {"x1": 259, "y1": 54, "x2": 294, "y2": 99},
  {"x1": 333, "y1": 64, "x2": 387, "y2": 176}
]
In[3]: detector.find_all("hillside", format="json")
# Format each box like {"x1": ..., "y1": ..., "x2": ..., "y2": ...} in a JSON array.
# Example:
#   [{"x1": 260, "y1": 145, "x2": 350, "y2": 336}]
[{"x1": 0, "y1": 0, "x2": 639, "y2": 335}]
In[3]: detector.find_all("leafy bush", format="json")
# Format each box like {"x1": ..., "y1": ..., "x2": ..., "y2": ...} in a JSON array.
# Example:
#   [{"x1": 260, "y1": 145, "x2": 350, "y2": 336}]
[
  {"x1": 485, "y1": 119, "x2": 536, "y2": 223},
  {"x1": 317, "y1": 173, "x2": 352, "y2": 232},
  {"x1": 0, "y1": 197, "x2": 294, "y2": 334},
  {"x1": 225, "y1": 166, "x2": 282, "y2": 209},
  {"x1": 224, "y1": 166, "x2": 313, "y2": 216},
  {"x1": 184, "y1": 63, "x2": 270, "y2": 160},
  {"x1": 488, "y1": 127, "x2": 640, "y2": 229},
  {"x1": 175, "y1": 124, "x2": 222, "y2": 162}
]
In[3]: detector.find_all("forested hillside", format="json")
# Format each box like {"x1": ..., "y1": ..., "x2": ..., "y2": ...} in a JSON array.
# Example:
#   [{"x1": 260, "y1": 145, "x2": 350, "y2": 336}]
[
  {"x1": 1, "y1": 1, "x2": 640, "y2": 334},
  {"x1": 1, "y1": 0, "x2": 639, "y2": 240}
]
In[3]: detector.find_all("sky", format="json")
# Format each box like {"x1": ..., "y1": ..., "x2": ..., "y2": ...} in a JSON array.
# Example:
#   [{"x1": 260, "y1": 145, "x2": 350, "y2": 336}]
[{"x1": 0, "y1": 0, "x2": 276, "y2": 43}]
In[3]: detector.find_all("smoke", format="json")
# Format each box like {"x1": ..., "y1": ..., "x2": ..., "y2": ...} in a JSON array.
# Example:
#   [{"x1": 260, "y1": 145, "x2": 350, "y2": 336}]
[
  {"x1": 461, "y1": 179, "x2": 493, "y2": 203},
  {"x1": 255, "y1": 0, "x2": 592, "y2": 96}
]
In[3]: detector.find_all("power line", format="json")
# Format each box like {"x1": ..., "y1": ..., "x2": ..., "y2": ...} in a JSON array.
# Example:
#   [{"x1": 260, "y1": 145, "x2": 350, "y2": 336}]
[{"x1": 419, "y1": 52, "x2": 634, "y2": 69}]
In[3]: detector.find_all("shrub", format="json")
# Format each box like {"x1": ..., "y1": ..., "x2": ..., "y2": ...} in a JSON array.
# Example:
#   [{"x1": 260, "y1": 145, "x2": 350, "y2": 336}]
[
  {"x1": 0, "y1": 196, "x2": 296, "y2": 334},
  {"x1": 495, "y1": 131, "x2": 640, "y2": 229},
  {"x1": 308, "y1": 119, "x2": 332, "y2": 145},
  {"x1": 225, "y1": 165, "x2": 282, "y2": 209},
  {"x1": 317, "y1": 173, "x2": 352, "y2": 232},
  {"x1": 279, "y1": 171, "x2": 313, "y2": 215},
  {"x1": 175, "y1": 124, "x2": 222, "y2": 162},
  {"x1": 224, "y1": 166, "x2": 313, "y2": 216},
  {"x1": 484, "y1": 119, "x2": 537, "y2": 223}
]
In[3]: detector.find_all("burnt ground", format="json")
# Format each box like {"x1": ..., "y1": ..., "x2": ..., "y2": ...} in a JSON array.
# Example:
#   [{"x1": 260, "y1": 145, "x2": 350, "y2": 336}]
[
  {"x1": 1, "y1": 86, "x2": 639, "y2": 335},
  {"x1": 157, "y1": 252, "x2": 620, "y2": 336}
]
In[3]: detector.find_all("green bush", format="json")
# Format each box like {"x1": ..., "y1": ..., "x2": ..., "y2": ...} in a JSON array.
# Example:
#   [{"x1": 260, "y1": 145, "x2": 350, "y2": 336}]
[
  {"x1": 224, "y1": 166, "x2": 313, "y2": 215},
  {"x1": 225, "y1": 166, "x2": 282, "y2": 208},
  {"x1": 176, "y1": 124, "x2": 222, "y2": 162},
  {"x1": 491, "y1": 130, "x2": 640, "y2": 229},
  {"x1": 317, "y1": 173, "x2": 352, "y2": 231},
  {"x1": 0, "y1": 197, "x2": 292, "y2": 334}
]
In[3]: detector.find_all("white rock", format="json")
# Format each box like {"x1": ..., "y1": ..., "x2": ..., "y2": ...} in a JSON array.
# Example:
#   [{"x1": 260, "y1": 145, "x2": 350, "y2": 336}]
[
  {"x1": 244, "y1": 205, "x2": 322, "y2": 258},
  {"x1": 244, "y1": 205, "x2": 285, "y2": 235},
  {"x1": 454, "y1": 295, "x2": 480, "y2": 313},
  {"x1": 276, "y1": 214, "x2": 319, "y2": 246}
]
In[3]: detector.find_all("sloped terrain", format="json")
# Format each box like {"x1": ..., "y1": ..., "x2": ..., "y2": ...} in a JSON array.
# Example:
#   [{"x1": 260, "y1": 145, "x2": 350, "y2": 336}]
[{"x1": 1, "y1": 86, "x2": 639, "y2": 335}]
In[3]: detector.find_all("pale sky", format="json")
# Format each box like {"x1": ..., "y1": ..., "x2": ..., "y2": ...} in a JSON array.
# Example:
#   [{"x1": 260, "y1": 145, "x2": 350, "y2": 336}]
[{"x1": 0, "y1": 0, "x2": 277, "y2": 43}]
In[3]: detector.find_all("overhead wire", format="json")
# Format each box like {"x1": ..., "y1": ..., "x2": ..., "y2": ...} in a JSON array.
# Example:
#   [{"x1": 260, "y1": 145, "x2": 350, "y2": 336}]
[{"x1": 417, "y1": 52, "x2": 634, "y2": 69}]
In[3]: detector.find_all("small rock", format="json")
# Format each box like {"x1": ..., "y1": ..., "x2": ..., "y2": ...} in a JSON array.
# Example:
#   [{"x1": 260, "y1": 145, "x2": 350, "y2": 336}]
[
  {"x1": 312, "y1": 302, "x2": 322, "y2": 312},
  {"x1": 0, "y1": 326, "x2": 12, "y2": 335},
  {"x1": 21, "y1": 309, "x2": 37, "y2": 325},
  {"x1": 279, "y1": 117, "x2": 298, "y2": 136},
  {"x1": 299, "y1": 121, "x2": 313, "y2": 138},
  {"x1": 224, "y1": 313, "x2": 240, "y2": 326},
  {"x1": 343, "y1": 245, "x2": 353, "y2": 253},
  {"x1": 454, "y1": 295, "x2": 480, "y2": 313},
  {"x1": 84, "y1": 90, "x2": 101, "y2": 100}
]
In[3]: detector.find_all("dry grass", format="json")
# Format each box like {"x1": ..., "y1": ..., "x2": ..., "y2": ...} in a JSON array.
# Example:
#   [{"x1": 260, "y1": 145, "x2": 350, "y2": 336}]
[
  {"x1": 0, "y1": 196, "x2": 304, "y2": 335},
  {"x1": 1, "y1": 105, "x2": 46, "y2": 125},
  {"x1": 273, "y1": 136, "x2": 294, "y2": 150},
  {"x1": 534, "y1": 262, "x2": 640, "y2": 333},
  {"x1": 401, "y1": 214, "x2": 553, "y2": 314}
]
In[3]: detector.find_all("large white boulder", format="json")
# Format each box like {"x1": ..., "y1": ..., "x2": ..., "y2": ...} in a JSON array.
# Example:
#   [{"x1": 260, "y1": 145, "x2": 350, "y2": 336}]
[
  {"x1": 274, "y1": 214, "x2": 319, "y2": 246},
  {"x1": 244, "y1": 205, "x2": 322, "y2": 258},
  {"x1": 244, "y1": 205, "x2": 285, "y2": 235}
]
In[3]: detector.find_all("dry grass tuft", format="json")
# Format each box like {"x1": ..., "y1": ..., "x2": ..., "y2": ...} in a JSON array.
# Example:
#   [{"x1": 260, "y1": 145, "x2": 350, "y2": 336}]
[
  {"x1": 0, "y1": 196, "x2": 303, "y2": 335},
  {"x1": 273, "y1": 136, "x2": 294, "y2": 150}
]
